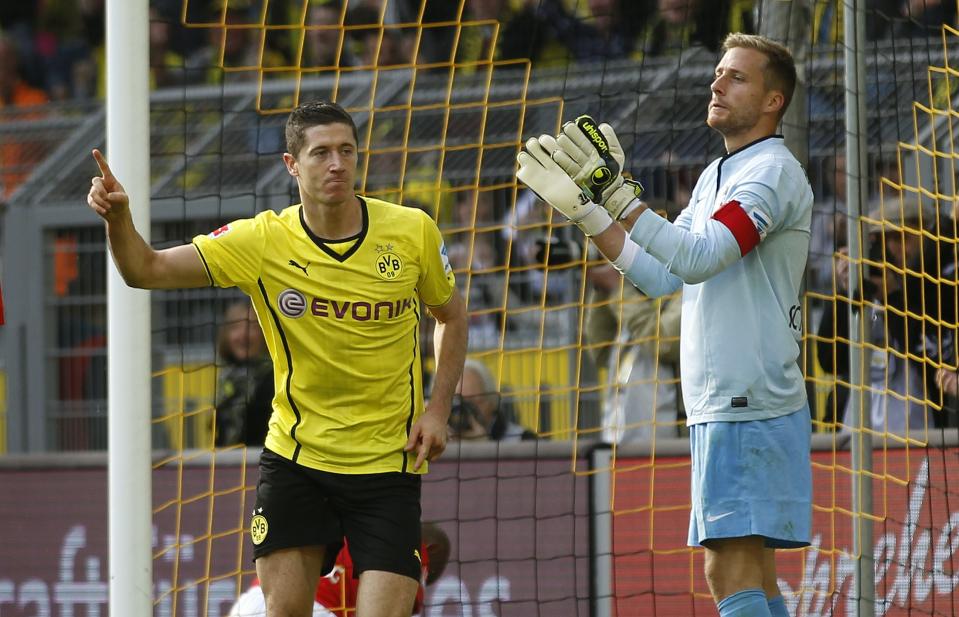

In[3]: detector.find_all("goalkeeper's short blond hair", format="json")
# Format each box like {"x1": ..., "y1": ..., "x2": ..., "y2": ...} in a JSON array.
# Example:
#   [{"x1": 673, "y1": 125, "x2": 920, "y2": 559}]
[{"x1": 722, "y1": 33, "x2": 797, "y2": 121}]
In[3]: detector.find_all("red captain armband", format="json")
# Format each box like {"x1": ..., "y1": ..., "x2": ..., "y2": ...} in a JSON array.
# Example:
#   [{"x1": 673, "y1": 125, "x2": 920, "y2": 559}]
[{"x1": 711, "y1": 200, "x2": 761, "y2": 256}]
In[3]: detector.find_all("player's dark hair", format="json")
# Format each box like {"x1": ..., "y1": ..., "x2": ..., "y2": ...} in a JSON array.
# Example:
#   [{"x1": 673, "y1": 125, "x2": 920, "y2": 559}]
[
  {"x1": 722, "y1": 33, "x2": 797, "y2": 121},
  {"x1": 422, "y1": 522, "x2": 450, "y2": 585},
  {"x1": 285, "y1": 100, "x2": 358, "y2": 157}
]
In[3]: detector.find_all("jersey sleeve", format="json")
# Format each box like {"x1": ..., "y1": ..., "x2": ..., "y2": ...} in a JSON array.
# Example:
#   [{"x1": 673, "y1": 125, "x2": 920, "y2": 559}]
[
  {"x1": 715, "y1": 163, "x2": 795, "y2": 255},
  {"x1": 620, "y1": 242, "x2": 685, "y2": 298},
  {"x1": 619, "y1": 204, "x2": 692, "y2": 297},
  {"x1": 191, "y1": 216, "x2": 266, "y2": 291},
  {"x1": 416, "y1": 213, "x2": 456, "y2": 307},
  {"x1": 629, "y1": 162, "x2": 804, "y2": 283}
]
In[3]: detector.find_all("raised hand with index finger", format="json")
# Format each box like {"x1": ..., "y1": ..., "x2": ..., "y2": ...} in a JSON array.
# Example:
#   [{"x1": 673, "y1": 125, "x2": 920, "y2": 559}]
[{"x1": 87, "y1": 149, "x2": 130, "y2": 221}]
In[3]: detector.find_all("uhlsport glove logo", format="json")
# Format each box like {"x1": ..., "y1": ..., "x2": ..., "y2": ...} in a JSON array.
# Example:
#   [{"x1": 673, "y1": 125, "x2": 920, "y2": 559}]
[
  {"x1": 592, "y1": 166, "x2": 613, "y2": 186},
  {"x1": 577, "y1": 116, "x2": 608, "y2": 154}
]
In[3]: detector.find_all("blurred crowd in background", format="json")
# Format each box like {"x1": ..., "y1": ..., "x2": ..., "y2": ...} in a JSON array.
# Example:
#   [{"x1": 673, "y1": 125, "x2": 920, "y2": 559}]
[{"x1": 1, "y1": 0, "x2": 955, "y2": 107}]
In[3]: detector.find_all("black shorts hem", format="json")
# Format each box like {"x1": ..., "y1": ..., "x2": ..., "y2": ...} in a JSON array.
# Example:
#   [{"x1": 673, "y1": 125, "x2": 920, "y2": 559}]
[
  {"x1": 252, "y1": 539, "x2": 344, "y2": 575},
  {"x1": 351, "y1": 557, "x2": 421, "y2": 581}
]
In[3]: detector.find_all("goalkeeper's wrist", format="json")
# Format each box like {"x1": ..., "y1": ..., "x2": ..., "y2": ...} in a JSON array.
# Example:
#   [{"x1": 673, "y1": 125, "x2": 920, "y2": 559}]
[
  {"x1": 604, "y1": 179, "x2": 645, "y2": 220},
  {"x1": 574, "y1": 205, "x2": 614, "y2": 236},
  {"x1": 611, "y1": 238, "x2": 638, "y2": 274},
  {"x1": 617, "y1": 198, "x2": 642, "y2": 220}
]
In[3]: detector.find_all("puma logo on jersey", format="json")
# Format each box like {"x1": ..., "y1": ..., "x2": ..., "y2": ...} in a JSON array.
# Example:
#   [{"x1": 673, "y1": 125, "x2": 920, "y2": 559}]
[{"x1": 288, "y1": 259, "x2": 310, "y2": 276}]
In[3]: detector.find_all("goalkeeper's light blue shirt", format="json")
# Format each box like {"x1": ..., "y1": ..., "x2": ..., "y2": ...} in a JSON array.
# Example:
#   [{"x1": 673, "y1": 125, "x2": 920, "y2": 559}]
[{"x1": 624, "y1": 135, "x2": 813, "y2": 424}]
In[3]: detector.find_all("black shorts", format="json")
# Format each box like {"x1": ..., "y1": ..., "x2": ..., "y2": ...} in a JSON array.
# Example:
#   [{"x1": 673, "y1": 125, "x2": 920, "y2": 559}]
[{"x1": 251, "y1": 449, "x2": 422, "y2": 580}]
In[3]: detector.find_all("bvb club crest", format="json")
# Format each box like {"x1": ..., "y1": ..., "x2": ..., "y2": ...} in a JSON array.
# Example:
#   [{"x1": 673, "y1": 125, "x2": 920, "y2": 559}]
[
  {"x1": 251, "y1": 514, "x2": 269, "y2": 545},
  {"x1": 375, "y1": 252, "x2": 403, "y2": 280}
]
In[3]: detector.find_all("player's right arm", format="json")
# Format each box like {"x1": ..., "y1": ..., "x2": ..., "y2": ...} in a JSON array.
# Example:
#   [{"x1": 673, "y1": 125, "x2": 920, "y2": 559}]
[
  {"x1": 87, "y1": 149, "x2": 210, "y2": 290},
  {"x1": 515, "y1": 136, "x2": 680, "y2": 297},
  {"x1": 550, "y1": 118, "x2": 802, "y2": 285},
  {"x1": 589, "y1": 212, "x2": 683, "y2": 298}
]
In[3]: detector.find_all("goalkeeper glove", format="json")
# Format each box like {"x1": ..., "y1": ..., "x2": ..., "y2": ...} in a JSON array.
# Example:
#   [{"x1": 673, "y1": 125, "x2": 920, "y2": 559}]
[
  {"x1": 551, "y1": 115, "x2": 644, "y2": 220},
  {"x1": 516, "y1": 136, "x2": 613, "y2": 236}
]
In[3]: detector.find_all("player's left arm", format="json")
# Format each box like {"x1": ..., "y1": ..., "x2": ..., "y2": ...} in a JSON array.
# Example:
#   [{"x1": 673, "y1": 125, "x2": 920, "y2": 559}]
[
  {"x1": 550, "y1": 117, "x2": 803, "y2": 284},
  {"x1": 625, "y1": 170, "x2": 799, "y2": 284},
  {"x1": 405, "y1": 215, "x2": 468, "y2": 470},
  {"x1": 406, "y1": 291, "x2": 468, "y2": 471}
]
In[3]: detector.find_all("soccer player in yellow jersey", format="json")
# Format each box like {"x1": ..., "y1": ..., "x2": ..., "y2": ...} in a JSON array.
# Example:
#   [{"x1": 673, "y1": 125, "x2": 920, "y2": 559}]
[{"x1": 86, "y1": 100, "x2": 468, "y2": 617}]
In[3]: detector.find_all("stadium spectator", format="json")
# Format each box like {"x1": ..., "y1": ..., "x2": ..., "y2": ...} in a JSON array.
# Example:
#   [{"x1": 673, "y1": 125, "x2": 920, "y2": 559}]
[
  {"x1": 186, "y1": 1, "x2": 288, "y2": 86},
  {"x1": 148, "y1": 6, "x2": 186, "y2": 89},
  {"x1": 450, "y1": 0, "x2": 561, "y2": 68},
  {"x1": 213, "y1": 299, "x2": 274, "y2": 447},
  {"x1": 0, "y1": 33, "x2": 49, "y2": 198},
  {"x1": 807, "y1": 153, "x2": 848, "y2": 295},
  {"x1": 635, "y1": 0, "x2": 753, "y2": 59},
  {"x1": 397, "y1": 151, "x2": 454, "y2": 216},
  {"x1": 895, "y1": 0, "x2": 957, "y2": 38},
  {"x1": 350, "y1": 20, "x2": 414, "y2": 69},
  {"x1": 338, "y1": 5, "x2": 388, "y2": 67},
  {"x1": 940, "y1": 198, "x2": 959, "y2": 405},
  {"x1": 808, "y1": 153, "x2": 858, "y2": 429},
  {"x1": 70, "y1": 0, "x2": 104, "y2": 100},
  {"x1": 226, "y1": 522, "x2": 451, "y2": 617},
  {"x1": 35, "y1": 0, "x2": 92, "y2": 100},
  {"x1": 584, "y1": 202, "x2": 683, "y2": 445},
  {"x1": 820, "y1": 200, "x2": 951, "y2": 434},
  {"x1": 937, "y1": 366, "x2": 959, "y2": 397},
  {"x1": 530, "y1": 0, "x2": 640, "y2": 62},
  {"x1": 0, "y1": 5, "x2": 36, "y2": 47},
  {"x1": 633, "y1": 0, "x2": 704, "y2": 59},
  {"x1": 446, "y1": 235, "x2": 504, "y2": 345},
  {"x1": 718, "y1": 0, "x2": 757, "y2": 40},
  {"x1": 93, "y1": 5, "x2": 187, "y2": 96},
  {"x1": 444, "y1": 190, "x2": 506, "y2": 343},
  {"x1": 812, "y1": 0, "x2": 915, "y2": 46},
  {"x1": 501, "y1": 189, "x2": 566, "y2": 311},
  {"x1": 0, "y1": 34, "x2": 47, "y2": 108},
  {"x1": 86, "y1": 100, "x2": 468, "y2": 617},
  {"x1": 519, "y1": 33, "x2": 813, "y2": 617},
  {"x1": 453, "y1": 0, "x2": 508, "y2": 68},
  {"x1": 451, "y1": 188, "x2": 500, "y2": 230},
  {"x1": 448, "y1": 359, "x2": 535, "y2": 441},
  {"x1": 305, "y1": 0, "x2": 358, "y2": 69},
  {"x1": 813, "y1": 245, "x2": 853, "y2": 427}
]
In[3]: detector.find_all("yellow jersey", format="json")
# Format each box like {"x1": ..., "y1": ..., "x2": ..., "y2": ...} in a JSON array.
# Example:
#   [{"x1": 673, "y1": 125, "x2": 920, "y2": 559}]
[{"x1": 193, "y1": 197, "x2": 456, "y2": 473}]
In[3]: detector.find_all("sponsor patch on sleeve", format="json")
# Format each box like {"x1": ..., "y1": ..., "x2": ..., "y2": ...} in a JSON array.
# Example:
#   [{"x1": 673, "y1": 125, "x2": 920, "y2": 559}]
[
  {"x1": 748, "y1": 207, "x2": 772, "y2": 240},
  {"x1": 209, "y1": 224, "x2": 231, "y2": 238},
  {"x1": 439, "y1": 241, "x2": 456, "y2": 286},
  {"x1": 440, "y1": 242, "x2": 453, "y2": 277}
]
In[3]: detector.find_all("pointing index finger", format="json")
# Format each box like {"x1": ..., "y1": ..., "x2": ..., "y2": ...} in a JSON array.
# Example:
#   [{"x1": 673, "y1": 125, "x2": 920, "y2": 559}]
[{"x1": 92, "y1": 149, "x2": 113, "y2": 180}]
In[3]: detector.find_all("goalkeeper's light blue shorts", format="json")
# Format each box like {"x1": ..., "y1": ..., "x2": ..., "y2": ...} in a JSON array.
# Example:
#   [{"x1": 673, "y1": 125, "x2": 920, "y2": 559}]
[{"x1": 687, "y1": 404, "x2": 812, "y2": 549}]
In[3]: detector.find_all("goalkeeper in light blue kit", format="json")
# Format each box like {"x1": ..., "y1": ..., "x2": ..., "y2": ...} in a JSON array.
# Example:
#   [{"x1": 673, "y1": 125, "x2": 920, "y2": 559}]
[{"x1": 518, "y1": 33, "x2": 812, "y2": 617}]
